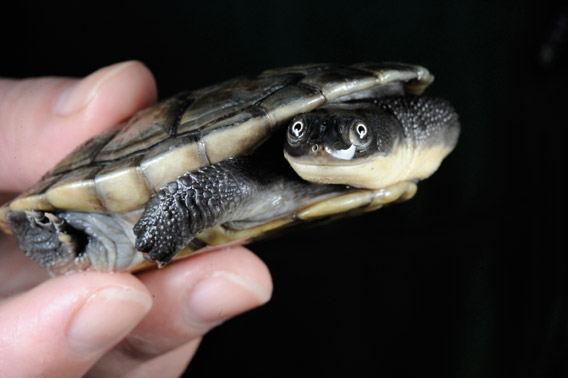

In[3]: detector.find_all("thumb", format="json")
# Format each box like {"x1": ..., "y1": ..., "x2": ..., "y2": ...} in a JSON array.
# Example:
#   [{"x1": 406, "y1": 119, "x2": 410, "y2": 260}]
[
  {"x1": 0, "y1": 61, "x2": 157, "y2": 192},
  {"x1": 0, "y1": 272, "x2": 152, "y2": 378}
]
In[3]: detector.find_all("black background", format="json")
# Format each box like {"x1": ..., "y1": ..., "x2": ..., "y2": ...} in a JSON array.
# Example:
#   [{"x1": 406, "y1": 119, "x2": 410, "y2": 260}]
[{"x1": 1, "y1": 1, "x2": 567, "y2": 377}]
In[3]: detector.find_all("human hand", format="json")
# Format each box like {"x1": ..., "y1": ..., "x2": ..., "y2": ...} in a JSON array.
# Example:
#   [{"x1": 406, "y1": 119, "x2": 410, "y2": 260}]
[{"x1": 0, "y1": 62, "x2": 273, "y2": 377}]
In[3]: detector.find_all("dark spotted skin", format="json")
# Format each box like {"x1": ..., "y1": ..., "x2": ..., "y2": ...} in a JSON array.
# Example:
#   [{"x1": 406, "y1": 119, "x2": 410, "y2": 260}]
[
  {"x1": 134, "y1": 158, "x2": 259, "y2": 265},
  {"x1": 7, "y1": 211, "x2": 68, "y2": 267},
  {"x1": 375, "y1": 96, "x2": 459, "y2": 146},
  {"x1": 6, "y1": 210, "x2": 87, "y2": 272},
  {"x1": 133, "y1": 155, "x2": 343, "y2": 265}
]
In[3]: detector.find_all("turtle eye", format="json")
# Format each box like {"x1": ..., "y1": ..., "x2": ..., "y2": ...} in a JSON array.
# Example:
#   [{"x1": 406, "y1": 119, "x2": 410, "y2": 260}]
[
  {"x1": 349, "y1": 121, "x2": 371, "y2": 148},
  {"x1": 356, "y1": 123, "x2": 368, "y2": 139},
  {"x1": 290, "y1": 120, "x2": 305, "y2": 138}
]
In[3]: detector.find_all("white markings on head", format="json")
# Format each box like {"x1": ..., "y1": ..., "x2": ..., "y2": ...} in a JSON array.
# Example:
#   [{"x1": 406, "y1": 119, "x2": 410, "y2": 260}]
[{"x1": 325, "y1": 144, "x2": 356, "y2": 160}]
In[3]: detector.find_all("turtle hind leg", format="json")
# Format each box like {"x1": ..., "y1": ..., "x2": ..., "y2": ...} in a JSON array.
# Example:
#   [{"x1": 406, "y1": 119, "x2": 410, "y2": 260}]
[{"x1": 6, "y1": 210, "x2": 89, "y2": 274}]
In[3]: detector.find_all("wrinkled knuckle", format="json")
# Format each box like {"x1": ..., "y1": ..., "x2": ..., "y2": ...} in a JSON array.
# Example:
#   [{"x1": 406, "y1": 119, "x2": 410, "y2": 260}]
[{"x1": 117, "y1": 334, "x2": 166, "y2": 361}]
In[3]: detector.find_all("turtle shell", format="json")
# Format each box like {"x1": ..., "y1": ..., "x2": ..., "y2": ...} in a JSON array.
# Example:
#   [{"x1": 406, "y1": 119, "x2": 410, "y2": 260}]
[{"x1": 0, "y1": 62, "x2": 433, "y2": 235}]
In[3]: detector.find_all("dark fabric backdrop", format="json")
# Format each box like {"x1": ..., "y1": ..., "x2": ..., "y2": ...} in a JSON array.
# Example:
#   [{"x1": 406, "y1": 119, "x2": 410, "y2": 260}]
[{"x1": 1, "y1": 1, "x2": 566, "y2": 377}]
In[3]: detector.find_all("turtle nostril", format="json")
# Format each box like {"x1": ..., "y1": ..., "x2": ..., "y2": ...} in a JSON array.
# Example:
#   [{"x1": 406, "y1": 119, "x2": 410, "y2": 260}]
[{"x1": 311, "y1": 144, "x2": 326, "y2": 155}]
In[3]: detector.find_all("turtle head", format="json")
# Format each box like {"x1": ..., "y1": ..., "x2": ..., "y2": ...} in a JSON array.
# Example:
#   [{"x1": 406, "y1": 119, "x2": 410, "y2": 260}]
[
  {"x1": 283, "y1": 103, "x2": 401, "y2": 164},
  {"x1": 283, "y1": 98, "x2": 459, "y2": 189},
  {"x1": 283, "y1": 102, "x2": 403, "y2": 188}
]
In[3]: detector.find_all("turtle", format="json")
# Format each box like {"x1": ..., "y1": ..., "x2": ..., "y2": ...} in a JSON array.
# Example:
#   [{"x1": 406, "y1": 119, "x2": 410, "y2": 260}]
[{"x1": 0, "y1": 62, "x2": 460, "y2": 275}]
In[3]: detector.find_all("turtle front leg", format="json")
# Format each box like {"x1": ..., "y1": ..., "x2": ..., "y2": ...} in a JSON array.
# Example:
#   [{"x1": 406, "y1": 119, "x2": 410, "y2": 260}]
[{"x1": 133, "y1": 158, "x2": 259, "y2": 266}]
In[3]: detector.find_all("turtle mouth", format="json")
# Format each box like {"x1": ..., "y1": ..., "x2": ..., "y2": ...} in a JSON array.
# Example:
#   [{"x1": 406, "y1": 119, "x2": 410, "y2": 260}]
[
  {"x1": 286, "y1": 158, "x2": 384, "y2": 189},
  {"x1": 284, "y1": 150, "x2": 376, "y2": 167},
  {"x1": 285, "y1": 141, "x2": 455, "y2": 190},
  {"x1": 284, "y1": 150, "x2": 384, "y2": 189}
]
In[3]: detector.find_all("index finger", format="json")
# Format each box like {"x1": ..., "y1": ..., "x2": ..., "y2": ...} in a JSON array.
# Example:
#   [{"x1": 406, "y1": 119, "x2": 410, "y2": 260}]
[{"x1": 0, "y1": 61, "x2": 157, "y2": 192}]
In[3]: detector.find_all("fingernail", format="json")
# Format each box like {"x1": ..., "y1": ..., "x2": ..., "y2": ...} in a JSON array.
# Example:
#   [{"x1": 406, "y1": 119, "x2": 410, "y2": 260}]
[
  {"x1": 54, "y1": 61, "x2": 138, "y2": 116},
  {"x1": 185, "y1": 271, "x2": 271, "y2": 327},
  {"x1": 67, "y1": 286, "x2": 152, "y2": 355}
]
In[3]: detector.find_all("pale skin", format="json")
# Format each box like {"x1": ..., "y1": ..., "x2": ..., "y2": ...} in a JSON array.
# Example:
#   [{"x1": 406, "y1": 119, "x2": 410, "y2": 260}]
[{"x1": 0, "y1": 61, "x2": 273, "y2": 378}]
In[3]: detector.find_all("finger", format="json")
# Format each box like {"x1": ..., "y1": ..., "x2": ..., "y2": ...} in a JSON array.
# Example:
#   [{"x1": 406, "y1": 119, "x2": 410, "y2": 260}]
[
  {"x1": 87, "y1": 339, "x2": 201, "y2": 378},
  {"x1": 0, "y1": 272, "x2": 152, "y2": 378},
  {"x1": 0, "y1": 61, "x2": 157, "y2": 192},
  {"x1": 91, "y1": 247, "x2": 272, "y2": 375},
  {"x1": 0, "y1": 235, "x2": 49, "y2": 298}
]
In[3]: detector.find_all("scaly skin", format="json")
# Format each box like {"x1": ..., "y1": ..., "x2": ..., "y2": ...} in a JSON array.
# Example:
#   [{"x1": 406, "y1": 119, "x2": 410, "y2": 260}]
[
  {"x1": 133, "y1": 157, "x2": 340, "y2": 265},
  {"x1": 134, "y1": 158, "x2": 259, "y2": 265}
]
